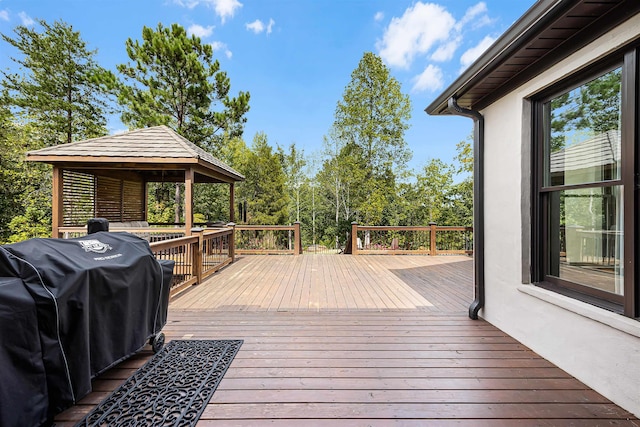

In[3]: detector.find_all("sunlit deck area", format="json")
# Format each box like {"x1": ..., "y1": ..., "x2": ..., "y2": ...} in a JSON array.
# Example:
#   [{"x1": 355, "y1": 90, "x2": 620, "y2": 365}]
[{"x1": 55, "y1": 255, "x2": 639, "y2": 426}]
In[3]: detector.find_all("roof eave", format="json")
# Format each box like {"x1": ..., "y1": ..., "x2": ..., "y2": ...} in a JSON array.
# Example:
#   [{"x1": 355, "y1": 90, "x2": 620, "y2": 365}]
[{"x1": 425, "y1": 0, "x2": 565, "y2": 116}]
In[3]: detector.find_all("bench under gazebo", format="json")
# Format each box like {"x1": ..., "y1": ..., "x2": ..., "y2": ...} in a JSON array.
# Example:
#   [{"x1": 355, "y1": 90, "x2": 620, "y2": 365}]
[{"x1": 26, "y1": 125, "x2": 244, "y2": 238}]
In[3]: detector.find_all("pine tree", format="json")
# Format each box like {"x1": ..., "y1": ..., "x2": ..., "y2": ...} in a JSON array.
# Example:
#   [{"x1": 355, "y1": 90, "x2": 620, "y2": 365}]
[{"x1": 1, "y1": 19, "x2": 116, "y2": 145}]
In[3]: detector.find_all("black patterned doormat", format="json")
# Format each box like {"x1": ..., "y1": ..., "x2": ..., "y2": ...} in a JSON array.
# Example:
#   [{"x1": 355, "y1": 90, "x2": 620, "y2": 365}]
[{"x1": 76, "y1": 339, "x2": 243, "y2": 427}]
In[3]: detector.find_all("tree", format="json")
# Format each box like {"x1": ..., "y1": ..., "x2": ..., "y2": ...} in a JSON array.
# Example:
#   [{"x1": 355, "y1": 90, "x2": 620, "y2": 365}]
[
  {"x1": 1, "y1": 19, "x2": 115, "y2": 146},
  {"x1": 550, "y1": 68, "x2": 621, "y2": 150},
  {"x1": 117, "y1": 23, "x2": 250, "y2": 223},
  {"x1": 0, "y1": 108, "x2": 52, "y2": 242},
  {"x1": 237, "y1": 133, "x2": 289, "y2": 225},
  {"x1": 416, "y1": 159, "x2": 454, "y2": 224},
  {"x1": 334, "y1": 52, "x2": 412, "y2": 176},
  {"x1": 117, "y1": 23, "x2": 250, "y2": 150},
  {"x1": 279, "y1": 142, "x2": 307, "y2": 224},
  {"x1": 331, "y1": 52, "x2": 412, "y2": 224},
  {"x1": 448, "y1": 137, "x2": 474, "y2": 226}
]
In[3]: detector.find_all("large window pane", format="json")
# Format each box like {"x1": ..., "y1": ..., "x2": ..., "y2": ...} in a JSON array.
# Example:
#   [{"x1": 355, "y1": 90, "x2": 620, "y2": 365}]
[
  {"x1": 547, "y1": 186, "x2": 623, "y2": 295},
  {"x1": 544, "y1": 68, "x2": 621, "y2": 187}
]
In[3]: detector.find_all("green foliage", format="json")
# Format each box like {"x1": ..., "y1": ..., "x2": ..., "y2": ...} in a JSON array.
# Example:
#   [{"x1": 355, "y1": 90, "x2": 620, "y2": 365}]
[
  {"x1": 550, "y1": 68, "x2": 621, "y2": 150},
  {"x1": 334, "y1": 52, "x2": 412, "y2": 175},
  {"x1": 455, "y1": 137, "x2": 473, "y2": 174},
  {"x1": 146, "y1": 182, "x2": 177, "y2": 224},
  {"x1": 279, "y1": 143, "x2": 306, "y2": 223},
  {"x1": 193, "y1": 184, "x2": 230, "y2": 223},
  {"x1": 117, "y1": 23, "x2": 251, "y2": 224},
  {"x1": 117, "y1": 23, "x2": 250, "y2": 150},
  {"x1": 1, "y1": 19, "x2": 115, "y2": 145},
  {"x1": 237, "y1": 133, "x2": 289, "y2": 225},
  {"x1": 417, "y1": 158, "x2": 454, "y2": 224},
  {"x1": 0, "y1": 114, "x2": 52, "y2": 242},
  {"x1": 6, "y1": 197, "x2": 51, "y2": 243},
  {"x1": 316, "y1": 51, "x2": 412, "y2": 242}
]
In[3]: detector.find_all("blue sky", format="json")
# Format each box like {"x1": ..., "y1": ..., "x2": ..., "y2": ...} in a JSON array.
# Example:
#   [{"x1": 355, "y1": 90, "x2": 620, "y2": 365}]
[{"x1": 0, "y1": 0, "x2": 533, "y2": 173}]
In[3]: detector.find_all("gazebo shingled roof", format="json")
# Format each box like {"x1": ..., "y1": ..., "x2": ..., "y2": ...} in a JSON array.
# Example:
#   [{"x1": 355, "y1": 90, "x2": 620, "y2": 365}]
[
  {"x1": 26, "y1": 125, "x2": 243, "y2": 236},
  {"x1": 27, "y1": 125, "x2": 244, "y2": 183}
]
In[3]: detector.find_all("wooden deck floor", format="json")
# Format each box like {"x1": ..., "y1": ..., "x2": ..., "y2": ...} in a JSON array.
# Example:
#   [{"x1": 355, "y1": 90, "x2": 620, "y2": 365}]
[
  {"x1": 55, "y1": 255, "x2": 640, "y2": 426},
  {"x1": 171, "y1": 255, "x2": 473, "y2": 312}
]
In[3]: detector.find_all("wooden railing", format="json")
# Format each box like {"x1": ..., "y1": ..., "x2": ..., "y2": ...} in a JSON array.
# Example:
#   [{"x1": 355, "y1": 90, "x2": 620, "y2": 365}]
[
  {"x1": 58, "y1": 225, "x2": 234, "y2": 297},
  {"x1": 348, "y1": 223, "x2": 473, "y2": 256},
  {"x1": 54, "y1": 221, "x2": 469, "y2": 296},
  {"x1": 149, "y1": 227, "x2": 234, "y2": 296},
  {"x1": 56, "y1": 226, "x2": 186, "y2": 242},
  {"x1": 235, "y1": 222, "x2": 302, "y2": 255}
]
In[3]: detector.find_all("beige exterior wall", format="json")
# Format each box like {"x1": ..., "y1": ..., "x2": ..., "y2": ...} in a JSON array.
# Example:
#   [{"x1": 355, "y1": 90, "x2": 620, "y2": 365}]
[{"x1": 479, "y1": 13, "x2": 640, "y2": 416}]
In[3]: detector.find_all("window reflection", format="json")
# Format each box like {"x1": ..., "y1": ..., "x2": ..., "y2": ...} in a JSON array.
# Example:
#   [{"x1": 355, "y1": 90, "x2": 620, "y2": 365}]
[
  {"x1": 544, "y1": 68, "x2": 621, "y2": 187},
  {"x1": 548, "y1": 187, "x2": 623, "y2": 295}
]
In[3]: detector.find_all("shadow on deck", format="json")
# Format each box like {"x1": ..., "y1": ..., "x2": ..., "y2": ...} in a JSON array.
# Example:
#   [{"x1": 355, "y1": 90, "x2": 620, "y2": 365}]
[{"x1": 55, "y1": 255, "x2": 639, "y2": 426}]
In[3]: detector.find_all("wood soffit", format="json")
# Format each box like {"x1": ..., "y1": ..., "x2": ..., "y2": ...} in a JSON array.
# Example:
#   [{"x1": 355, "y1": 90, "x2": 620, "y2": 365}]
[{"x1": 426, "y1": 0, "x2": 640, "y2": 116}]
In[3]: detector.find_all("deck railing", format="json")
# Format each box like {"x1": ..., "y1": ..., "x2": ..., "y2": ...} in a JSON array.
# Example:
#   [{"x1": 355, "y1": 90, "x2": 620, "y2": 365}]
[
  {"x1": 235, "y1": 222, "x2": 303, "y2": 255},
  {"x1": 54, "y1": 221, "x2": 470, "y2": 295},
  {"x1": 149, "y1": 227, "x2": 234, "y2": 296},
  {"x1": 57, "y1": 225, "x2": 234, "y2": 297},
  {"x1": 348, "y1": 222, "x2": 473, "y2": 255},
  {"x1": 56, "y1": 226, "x2": 186, "y2": 242}
]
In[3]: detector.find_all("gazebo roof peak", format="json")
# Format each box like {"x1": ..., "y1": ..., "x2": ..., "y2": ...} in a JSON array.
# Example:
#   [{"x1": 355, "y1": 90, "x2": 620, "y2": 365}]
[{"x1": 26, "y1": 125, "x2": 244, "y2": 182}]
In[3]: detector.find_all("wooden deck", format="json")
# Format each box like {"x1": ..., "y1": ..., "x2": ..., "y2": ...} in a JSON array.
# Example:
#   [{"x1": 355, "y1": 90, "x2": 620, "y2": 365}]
[{"x1": 55, "y1": 255, "x2": 640, "y2": 426}]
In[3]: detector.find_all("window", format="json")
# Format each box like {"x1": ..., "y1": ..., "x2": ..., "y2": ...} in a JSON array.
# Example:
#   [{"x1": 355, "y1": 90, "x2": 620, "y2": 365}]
[{"x1": 533, "y1": 51, "x2": 638, "y2": 318}]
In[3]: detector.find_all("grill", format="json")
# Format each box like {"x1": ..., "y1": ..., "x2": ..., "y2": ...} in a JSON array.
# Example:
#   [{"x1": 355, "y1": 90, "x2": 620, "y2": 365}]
[{"x1": 0, "y1": 223, "x2": 173, "y2": 427}]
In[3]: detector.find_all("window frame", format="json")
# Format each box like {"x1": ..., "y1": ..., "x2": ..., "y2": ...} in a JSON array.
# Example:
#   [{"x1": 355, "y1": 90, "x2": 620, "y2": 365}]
[{"x1": 531, "y1": 48, "x2": 639, "y2": 318}]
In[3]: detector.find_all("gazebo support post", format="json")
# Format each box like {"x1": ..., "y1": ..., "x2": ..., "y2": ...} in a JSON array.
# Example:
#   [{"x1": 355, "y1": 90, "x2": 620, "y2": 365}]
[
  {"x1": 185, "y1": 168, "x2": 194, "y2": 235},
  {"x1": 229, "y1": 182, "x2": 235, "y2": 223}
]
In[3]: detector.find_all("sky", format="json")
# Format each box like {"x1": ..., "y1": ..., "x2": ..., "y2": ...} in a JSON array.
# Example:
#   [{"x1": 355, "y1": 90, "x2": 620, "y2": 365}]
[{"x1": 0, "y1": 0, "x2": 534, "y2": 173}]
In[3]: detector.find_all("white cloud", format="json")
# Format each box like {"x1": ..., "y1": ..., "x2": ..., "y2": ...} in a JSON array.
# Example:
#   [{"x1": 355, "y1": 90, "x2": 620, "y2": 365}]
[
  {"x1": 456, "y1": 2, "x2": 489, "y2": 31},
  {"x1": 210, "y1": 41, "x2": 232, "y2": 59},
  {"x1": 377, "y1": 1, "x2": 494, "y2": 69},
  {"x1": 173, "y1": 0, "x2": 199, "y2": 8},
  {"x1": 246, "y1": 19, "x2": 264, "y2": 33},
  {"x1": 246, "y1": 18, "x2": 275, "y2": 35},
  {"x1": 208, "y1": 0, "x2": 242, "y2": 23},
  {"x1": 430, "y1": 36, "x2": 461, "y2": 62},
  {"x1": 173, "y1": 0, "x2": 242, "y2": 23},
  {"x1": 18, "y1": 11, "x2": 34, "y2": 26},
  {"x1": 459, "y1": 34, "x2": 495, "y2": 71},
  {"x1": 374, "y1": 11, "x2": 384, "y2": 22},
  {"x1": 376, "y1": 2, "x2": 456, "y2": 69},
  {"x1": 0, "y1": 10, "x2": 8, "y2": 21},
  {"x1": 187, "y1": 24, "x2": 214, "y2": 38},
  {"x1": 412, "y1": 64, "x2": 444, "y2": 93}
]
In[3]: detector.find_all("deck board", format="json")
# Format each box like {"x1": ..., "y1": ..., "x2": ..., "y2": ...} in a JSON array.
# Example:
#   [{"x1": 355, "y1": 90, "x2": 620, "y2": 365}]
[{"x1": 54, "y1": 255, "x2": 640, "y2": 426}]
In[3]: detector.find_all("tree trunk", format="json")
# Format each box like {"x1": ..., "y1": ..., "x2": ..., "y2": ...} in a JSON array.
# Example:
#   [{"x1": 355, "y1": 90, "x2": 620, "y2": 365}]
[{"x1": 174, "y1": 183, "x2": 181, "y2": 224}]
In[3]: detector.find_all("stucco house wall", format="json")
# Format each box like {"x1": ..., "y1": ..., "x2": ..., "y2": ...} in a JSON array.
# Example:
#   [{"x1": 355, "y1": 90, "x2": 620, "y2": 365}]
[{"x1": 479, "y1": 13, "x2": 640, "y2": 416}]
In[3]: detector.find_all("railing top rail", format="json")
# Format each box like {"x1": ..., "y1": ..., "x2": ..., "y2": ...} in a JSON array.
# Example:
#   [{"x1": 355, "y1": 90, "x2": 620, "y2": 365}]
[
  {"x1": 202, "y1": 228, "x2": 233, "y2": 237},
  {"x1": 58, "y1": 226, "x2": 187, "y2": 233},
  {"x1": 356, "y1": 225, "x2": 473, "y2": 231},
  {"x1": 149, "y1": 235, "x2": 198, "y2": 252},
  {"x1": 434, "y1": 226, "x2": 474, "y2": 231},
  {"x1": 235, "y1": 225, "x2": 296, "y2": 231}
]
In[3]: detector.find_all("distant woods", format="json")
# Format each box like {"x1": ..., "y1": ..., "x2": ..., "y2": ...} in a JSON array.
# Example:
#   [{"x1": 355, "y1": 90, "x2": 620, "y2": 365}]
[{"x1": 0, "y1": 20, "x2": 472, "y2": 246}]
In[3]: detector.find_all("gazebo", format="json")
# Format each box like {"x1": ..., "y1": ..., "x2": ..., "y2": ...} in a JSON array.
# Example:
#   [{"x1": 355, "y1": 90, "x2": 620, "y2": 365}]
[{"x1": 26, "y1": 125, "x2": 244, "y2": 237}]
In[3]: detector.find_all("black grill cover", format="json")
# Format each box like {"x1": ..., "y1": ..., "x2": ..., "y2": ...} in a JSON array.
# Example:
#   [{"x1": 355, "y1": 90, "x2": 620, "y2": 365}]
[{"x1": 0, "y1": 232, "x2": 173, "y2": 425}]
